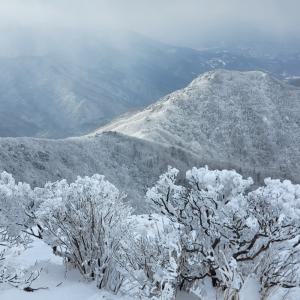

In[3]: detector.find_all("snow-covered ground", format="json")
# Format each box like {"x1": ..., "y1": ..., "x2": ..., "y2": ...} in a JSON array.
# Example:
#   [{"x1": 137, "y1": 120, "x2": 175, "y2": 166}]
[
  {"x1": 1, "y1": 239, "x2": 300, "y2": 300},
  {"x1": 0, "y1": 238, "x2": 195, "y2": 300},
  {"x1": 0, "y1": 239, "x2": 130, "y2": 300}
]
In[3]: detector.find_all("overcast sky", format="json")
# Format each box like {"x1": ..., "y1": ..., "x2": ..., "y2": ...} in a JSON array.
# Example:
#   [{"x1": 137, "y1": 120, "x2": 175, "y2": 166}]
[{"x1": 0, "y1": 0, "x2": 299, "y2": 47}]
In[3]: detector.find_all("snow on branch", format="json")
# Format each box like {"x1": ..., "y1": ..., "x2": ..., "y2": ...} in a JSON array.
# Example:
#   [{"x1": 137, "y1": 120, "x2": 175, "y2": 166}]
[{"x1": 147, "y1": 166, "x2": 300, "y2": 297}]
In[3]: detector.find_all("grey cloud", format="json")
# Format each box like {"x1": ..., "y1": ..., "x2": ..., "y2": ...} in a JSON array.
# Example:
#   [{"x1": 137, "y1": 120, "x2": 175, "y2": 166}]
[{"x1": 0, "y1": 0, "x2": 299, "y2": 47}]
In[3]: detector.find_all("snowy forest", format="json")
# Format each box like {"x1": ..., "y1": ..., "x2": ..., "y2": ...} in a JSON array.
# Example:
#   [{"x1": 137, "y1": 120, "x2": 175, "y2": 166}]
[{"x1": 1, "y1": 167, "x2": 300, "y2": 299}]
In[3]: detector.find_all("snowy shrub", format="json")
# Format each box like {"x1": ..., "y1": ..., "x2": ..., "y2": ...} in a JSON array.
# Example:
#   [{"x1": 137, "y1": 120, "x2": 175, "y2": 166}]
[
  {"x1": 0, "y1": 229, "x2": 39, "y2": 287},
  {"x1": 0, "y1": 172, "x2": 40, "y2": 240},
  {"x1": 117, "y1": 214, "x2": 181, "y2": 300},
  {"x1": 257, "y1": 245, "x2": 300, "y2": 299},
  {"x1": 147, "y1": 166, "x2": 300, "y2": 297},
  {"x1": 248, "y1": 178, "x2": 300, "y2": 297},
  {"x1": 1, "y1": 168, "x2": 300, "y2": 298},
  {"x1": 36, "y1": 174, "x2": 132, "y2": 292},
  {"x1": 0, "y1": 172, "x2": 41, "y2": 288}
]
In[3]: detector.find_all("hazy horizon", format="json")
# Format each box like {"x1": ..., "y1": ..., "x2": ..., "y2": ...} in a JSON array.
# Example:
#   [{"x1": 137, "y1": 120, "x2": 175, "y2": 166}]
[{"x1": 0, "y1": 0, "x2": 299, "y2": 50}]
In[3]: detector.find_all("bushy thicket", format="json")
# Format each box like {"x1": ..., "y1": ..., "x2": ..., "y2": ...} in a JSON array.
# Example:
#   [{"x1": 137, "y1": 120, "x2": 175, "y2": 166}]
[
  {"x1": 117, "y1": 215, "x2": 181, "y2": 299},
  {"x1": 0, "y1": 172, "x2": 40, "y2": 287},
  {"x1": 1, "y1": 168, "x2": 300, "y2": 299},
  {"x1": 36, "y1": 174, "x2": 132, "y2": 291},
  {"x1": 147, "y1": 167, "x2": 300, "y2": 299}
]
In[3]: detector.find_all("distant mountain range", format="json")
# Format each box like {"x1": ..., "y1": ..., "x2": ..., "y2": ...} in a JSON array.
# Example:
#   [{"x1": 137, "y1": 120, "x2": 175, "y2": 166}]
[
  {"x1": 0, "y1": 30, "x2": 300, "y2": 138},
  {"x1": 0, "y1": 70, "x2": 299, "y2": 211}
]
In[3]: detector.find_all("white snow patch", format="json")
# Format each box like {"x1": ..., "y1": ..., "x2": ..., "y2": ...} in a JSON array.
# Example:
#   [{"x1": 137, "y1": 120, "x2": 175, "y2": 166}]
[{"x1": 0, "y1": 239, "x2": 129, "y2": 300}]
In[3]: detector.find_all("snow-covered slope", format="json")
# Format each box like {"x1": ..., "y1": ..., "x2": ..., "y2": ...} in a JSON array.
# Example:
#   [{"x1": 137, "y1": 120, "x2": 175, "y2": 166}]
[
  {"x1": 0, "y1": 238, "x2": 131, "y2": 300},
  {"x1": 0, "y1": 70, "x2": 299, "y2": 212},
  {"x1": 0, "y1": 132, "x2": 202, "y2": 211},
  {"x1": 96, "y1": 70, "x2": 300, "y2": 183}
]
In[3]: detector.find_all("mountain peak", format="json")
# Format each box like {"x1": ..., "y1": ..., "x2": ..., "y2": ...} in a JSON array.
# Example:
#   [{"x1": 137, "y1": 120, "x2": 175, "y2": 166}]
[
  {"x1": 190, "y1": 69, "x2": 273, "y2": 89},
  {"x1": 96, "y1": 70, "x2": 300, "y2": 184}
]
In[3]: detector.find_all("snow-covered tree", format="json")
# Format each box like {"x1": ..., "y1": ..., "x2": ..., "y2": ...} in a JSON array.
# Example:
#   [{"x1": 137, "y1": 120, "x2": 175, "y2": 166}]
[
  {"x1": 0, "y1": 172, "x2": 39, "y2": 240},
  {"x1": 0, "y1": 172, "x2": 41, "y2": 288},
  {"x1": 257, "y1": 245, "x2": 300, "y2": 299},
  {"x1": 117, "y1": 214, "x2": 181, "y2": 300},
  {"x1": 0, "y1": 229, "x2": 39, "y2": 288},
  {"x1": 248, "y1": 178, "x2": 300, "y2": 297},
  {"x1": 147, "y1": 166, "x2": 300, "y2": 296},
  {"x1": 36, "y1": 174, "x2": 132, "y2": 292}
]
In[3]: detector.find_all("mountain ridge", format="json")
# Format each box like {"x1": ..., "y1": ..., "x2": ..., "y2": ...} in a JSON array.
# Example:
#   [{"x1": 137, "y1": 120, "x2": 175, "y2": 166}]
[
  {"x1": 0, "y1": 70, "x2": 298, "y2": 212},
  {"x1": 95, "y1": 69, "x2": 300, "y2": 183}
]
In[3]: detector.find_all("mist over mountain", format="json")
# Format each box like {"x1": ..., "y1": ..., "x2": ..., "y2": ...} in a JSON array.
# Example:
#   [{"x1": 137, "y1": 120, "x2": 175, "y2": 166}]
[{"x1": 0, "y1": 29, "x2": 300, "y2": 138}]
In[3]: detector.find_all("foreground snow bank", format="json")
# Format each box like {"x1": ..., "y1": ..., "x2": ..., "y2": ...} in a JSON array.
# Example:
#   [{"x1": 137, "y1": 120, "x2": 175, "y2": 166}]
[
  {"x1": 1, "y1": 238, "x2": 300, "y2": 300},
  {"x1": 0, "y1": 237, "x2": 198, "y2": 300},
  {"x1": 0, "y1": 239, "x2": 129, "y2": 300}
]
